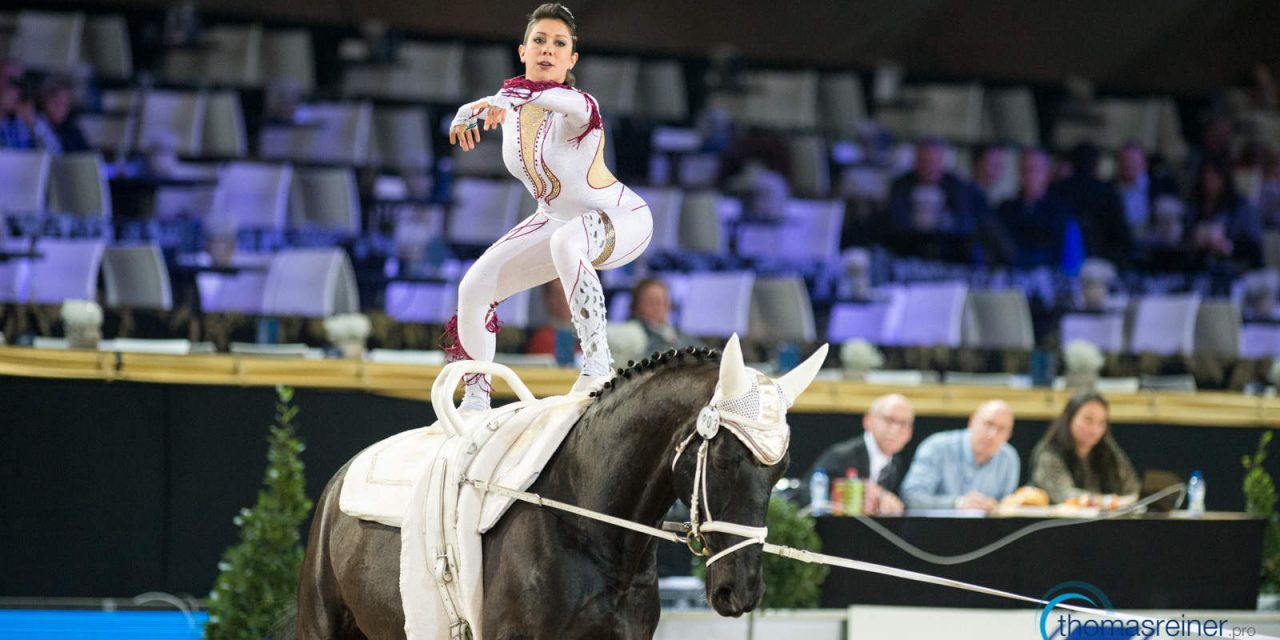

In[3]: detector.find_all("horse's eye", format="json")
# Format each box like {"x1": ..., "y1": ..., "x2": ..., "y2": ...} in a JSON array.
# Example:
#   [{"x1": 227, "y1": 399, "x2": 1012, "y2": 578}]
[{"x1": 711, "y1": 450, "x2": 736, "y2": 471}]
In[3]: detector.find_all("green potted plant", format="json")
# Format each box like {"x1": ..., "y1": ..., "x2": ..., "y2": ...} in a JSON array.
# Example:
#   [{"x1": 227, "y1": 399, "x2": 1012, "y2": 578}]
[
  {"x1": 206, "y1": 386, "x2": 312, "y2": 639},
  {"x1": 1242, "y1": 431, "x2": 1280, "y2": 607}
]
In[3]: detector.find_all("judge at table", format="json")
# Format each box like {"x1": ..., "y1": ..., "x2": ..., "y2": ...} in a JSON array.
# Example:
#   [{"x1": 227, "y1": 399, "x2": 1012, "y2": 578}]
[
  {"x1": 900, "y1": 399, "x2": 1019, "y2": 513},
  {"x1": 806, "y1": 393, "x2": 915, "y2": 515}
]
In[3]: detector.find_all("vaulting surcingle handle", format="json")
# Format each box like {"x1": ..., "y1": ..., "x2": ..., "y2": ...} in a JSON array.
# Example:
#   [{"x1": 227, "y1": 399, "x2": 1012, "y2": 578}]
[{"x1": 430, "y1": 360, "x2": 538, "y2": 436}]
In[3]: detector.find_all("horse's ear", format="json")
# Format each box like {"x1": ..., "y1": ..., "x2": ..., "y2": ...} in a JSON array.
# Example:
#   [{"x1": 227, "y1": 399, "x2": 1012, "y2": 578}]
[
  {"x1": 719, "y1": 333, "x2": 752, "y2": 399},
  {"x1": 777, "y1": 343, "x2": 828, "y2": 406}
]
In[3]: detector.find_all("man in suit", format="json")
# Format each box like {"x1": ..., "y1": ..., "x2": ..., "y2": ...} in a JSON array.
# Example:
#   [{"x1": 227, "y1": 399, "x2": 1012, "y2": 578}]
[{"x1": 807, "y1": 393, "x2": 915, "y2": 515}]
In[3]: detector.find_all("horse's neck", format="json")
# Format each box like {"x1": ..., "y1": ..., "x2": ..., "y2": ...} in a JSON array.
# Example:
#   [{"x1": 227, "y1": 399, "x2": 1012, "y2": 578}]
[{"x1": 546, "y1": 369, "x2": 710, "y2": 530}]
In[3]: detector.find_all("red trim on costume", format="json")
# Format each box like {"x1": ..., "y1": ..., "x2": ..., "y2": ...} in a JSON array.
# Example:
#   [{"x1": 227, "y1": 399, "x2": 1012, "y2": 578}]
[
  {"x1": 501, "y1": 75, "x2": 574, "y2": 96},
  {"x1": 441, "y1": 303, "x2": 501, "y2": 363},
  {"x1": 463, "y1": 372, "x2": 493, "y2": 393},
  {"x1": 494, "y1": 212, "x2": 548, "y2": 247},
  {"x1": 499, "y1": 76, "x2": 602, "y2": 147},
  {"x1": 485, "y1": 301, "x2": 502, "y2": 333},
  {"x1": 441, "y1": 314, "x2": 470, "y2": 362}
]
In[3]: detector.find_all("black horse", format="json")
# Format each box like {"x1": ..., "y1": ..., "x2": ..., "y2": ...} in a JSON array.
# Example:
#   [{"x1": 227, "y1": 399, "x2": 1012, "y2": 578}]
[{"x1": 295, "y1": 336, "x2": 825, "y2": 639}]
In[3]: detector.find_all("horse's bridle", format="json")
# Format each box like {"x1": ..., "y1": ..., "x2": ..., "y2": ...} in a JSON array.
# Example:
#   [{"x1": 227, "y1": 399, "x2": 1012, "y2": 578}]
[{"x1": 669, "y1": 381, "x2": 790, "y2": 567}]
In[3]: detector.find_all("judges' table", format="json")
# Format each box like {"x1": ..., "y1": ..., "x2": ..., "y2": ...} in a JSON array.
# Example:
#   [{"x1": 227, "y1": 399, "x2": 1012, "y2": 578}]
[{"x1": 815, "y1": 512, "x2": 1264, "y2": 610}]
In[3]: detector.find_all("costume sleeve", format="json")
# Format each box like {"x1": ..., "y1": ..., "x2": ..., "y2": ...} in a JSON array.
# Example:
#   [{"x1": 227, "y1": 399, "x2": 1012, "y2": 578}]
[
  {"x1": 490, "y1": 85, "x2": 598, "y2": 128},
  {"x1": 900, "y1": 436, "x2": 956, "y2": 510},
  {"x1": 1029, "y1": 446, "x2": 1077, "y2": 504},
  {"x1": 449, "y1": 99, "x2": 491, "y2": 131}
]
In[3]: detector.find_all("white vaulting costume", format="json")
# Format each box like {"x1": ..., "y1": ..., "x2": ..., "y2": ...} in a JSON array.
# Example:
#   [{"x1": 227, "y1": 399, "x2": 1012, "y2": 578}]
[{"x1": 446, "y1": 77, "x2": 653, "y2": 407}]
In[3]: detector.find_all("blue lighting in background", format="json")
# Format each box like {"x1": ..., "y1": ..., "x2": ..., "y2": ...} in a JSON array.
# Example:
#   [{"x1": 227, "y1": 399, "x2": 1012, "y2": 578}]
[{"x1": 0, "y1": 610, "x2": 207, "y2": 639}]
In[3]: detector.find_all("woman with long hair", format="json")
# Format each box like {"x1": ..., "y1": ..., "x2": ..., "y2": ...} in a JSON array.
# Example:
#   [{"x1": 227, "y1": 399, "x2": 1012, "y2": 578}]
[
  {"x1": 446, "y1": 3, "x2": 653, "y2": 411},
  {"x1": 1029, "y1": 392, "x2": 1140, "y2": 503}
]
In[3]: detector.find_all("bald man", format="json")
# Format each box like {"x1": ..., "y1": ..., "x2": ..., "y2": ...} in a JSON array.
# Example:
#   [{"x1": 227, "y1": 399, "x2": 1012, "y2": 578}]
[
  {"x1": 900, "y1": 400, "x2": 1020, "y2": 513},
  {"x1": 806, "y1": 393, "x2": 914, "y2": 515}
]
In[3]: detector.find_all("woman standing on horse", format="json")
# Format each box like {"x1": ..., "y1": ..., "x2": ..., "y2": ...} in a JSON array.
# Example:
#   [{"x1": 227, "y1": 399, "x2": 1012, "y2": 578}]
[{"x1": 447, "y1": 3, "x2": 653, "y2": 411}]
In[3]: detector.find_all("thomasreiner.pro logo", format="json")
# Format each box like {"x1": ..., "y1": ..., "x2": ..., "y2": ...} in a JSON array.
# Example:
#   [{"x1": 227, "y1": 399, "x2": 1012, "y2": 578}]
[{"x1": 1038, "y1": 582, "x2": 1246, "y2": 639}]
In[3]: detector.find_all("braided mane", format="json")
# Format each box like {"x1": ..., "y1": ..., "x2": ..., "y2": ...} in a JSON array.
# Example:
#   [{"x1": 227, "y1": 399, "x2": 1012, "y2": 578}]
[{"x1": 587, "y1": 346, "x2": 721, "y2": 401}]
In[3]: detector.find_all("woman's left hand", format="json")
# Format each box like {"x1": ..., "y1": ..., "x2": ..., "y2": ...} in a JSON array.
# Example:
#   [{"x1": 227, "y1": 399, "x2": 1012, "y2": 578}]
[{"x1": 484, "y1": 105, "x2": 506, "y2": 130}]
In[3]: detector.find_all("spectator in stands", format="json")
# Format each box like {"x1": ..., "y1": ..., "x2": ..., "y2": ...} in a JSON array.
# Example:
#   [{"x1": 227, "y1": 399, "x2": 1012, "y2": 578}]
[
  {"x1": 445, "y1": 3, "x2": 653, "y2": 410},
  {"x1": 721, "y1": 130, "x2": 792, "y2": 221},
  {"x1": 36, "y1": 75, "x2": 89, "y2": 153},
  {"x1": 1054, "y1": 143, "x2": 1133, "y2": 265},
  {"x1": 724, "y1": 156, "x2": 791, "y2": 221},
  {"x1": 526, "y1": 281, "x2": 578, "y2": 362},
  {"x1": 1029, "y1": 392, "x2": 1140, "y2": 504},
  {"x1": 1114, "y1": 141, "x2": 1179, "y2": 246},
  {"x1": 885, "y1": 137, "x2": 983, "y2": 261},
  {"x1": 1187, "y1": 156, "x2": 1262, "y2": 270},
  {"x1": 900, "y1": 400, "x2": 1019, "y2": 513},
  {"x1": 970, "y1": 144, "x2": 1011, "y2": 207},
  {"x1": 1186, "y1": 114, "x2": 1235, "y2": 186},
  {"x1": 607, "y1": 278, "x2": 699, "y2": 364},
  {"x1": 990, "y1": 147, "x2": 1072, "y2": 267},
  {"x1": 0, "y1": 59, "x2": 60, "y2": 151},
  {"x1": 804, "y1": 393, "x2": 915, "y2": 515}
]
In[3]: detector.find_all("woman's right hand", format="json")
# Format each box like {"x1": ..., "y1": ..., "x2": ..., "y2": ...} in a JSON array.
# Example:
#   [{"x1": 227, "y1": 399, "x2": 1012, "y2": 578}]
[
  {"x1": 449, "y1": 120, "x2": 481, "y2": 151},
  {"x1": 449, "y1": 99, "x2": 504, "y2": 151}
]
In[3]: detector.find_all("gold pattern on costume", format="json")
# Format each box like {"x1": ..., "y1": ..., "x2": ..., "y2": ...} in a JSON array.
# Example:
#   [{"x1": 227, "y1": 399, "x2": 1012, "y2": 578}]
[
  {"x1": 519, "y1": 105, "x2": 550, "y2": 198},
  {"x1": 586, "y1": 133, "x2": 617, "y2": 189},
  {"x1": 592, "y1": 211, "x2": 616, "y2": 267},
  {"x1": 541, "y1": 158, "x2": 561, "y2": 203}
]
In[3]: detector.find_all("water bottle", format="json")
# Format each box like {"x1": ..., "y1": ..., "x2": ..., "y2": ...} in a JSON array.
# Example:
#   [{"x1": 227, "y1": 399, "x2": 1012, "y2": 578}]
[
  {"x1": 809, "y1": 469, "x2": 829, "y2": 516},
  {"x1": 1187, "y1": 470, "x2": 1206, "y2": 516}
]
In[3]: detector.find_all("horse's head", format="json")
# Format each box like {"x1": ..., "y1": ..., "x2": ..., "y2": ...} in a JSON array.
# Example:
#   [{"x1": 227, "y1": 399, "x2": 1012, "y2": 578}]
[{"x1": 671, "y1": 334, "x2": 827, "y2": 617}]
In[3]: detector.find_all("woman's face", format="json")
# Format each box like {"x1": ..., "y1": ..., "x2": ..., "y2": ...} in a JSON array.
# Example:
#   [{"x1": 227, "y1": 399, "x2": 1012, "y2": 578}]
[
  {"x1": 519, "y1": 18, "x2": 577, "y2": 84},
  {"x1": 633, "y1": 283, "x2": 671, "y2": 326},
  {"x1": 1069, "y1": 400, "x2": 1108, "y2": 456}
]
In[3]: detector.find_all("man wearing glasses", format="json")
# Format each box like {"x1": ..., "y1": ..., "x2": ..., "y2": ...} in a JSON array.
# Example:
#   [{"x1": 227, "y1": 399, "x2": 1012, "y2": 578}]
[
  {"x1": 806, "y1": 393, "x2": 915, "y2": 515},
  {"x1": 900, "y1": 399, "x2": 1019, "y2": 513}
]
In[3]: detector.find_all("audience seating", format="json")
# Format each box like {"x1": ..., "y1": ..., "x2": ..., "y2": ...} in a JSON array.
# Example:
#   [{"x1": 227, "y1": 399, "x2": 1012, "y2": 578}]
[
  {"x1": 1128, "y1": 293, "x2": 1201, "y2": 357},
  {"x1": 962, "y1": 289, "x2": 1035, "y2": 351},
  {"x1": 261, "y1": 248, "x2": 359, "y2": 318},
  {"x1": 749, "y1": 275, "x2": 817, "y2": 344},
  {"x1": 677, "y1": 271, "x2": 754, "y2": 338},
  {"x1": 102, "y1": 244, "x2": 172, "y2": 311},
  {"x1": 0, "y1": 150, "x2": 51, "y2": 215},
  {"x1": 25, "y1": 239, "x2": 104, "y2": 305}
]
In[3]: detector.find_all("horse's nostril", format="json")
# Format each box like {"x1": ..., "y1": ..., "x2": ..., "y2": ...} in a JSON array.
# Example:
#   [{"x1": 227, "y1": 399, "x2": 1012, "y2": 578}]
[{"x1": 713, "y1": 585, "x2": 734, "y2": 606}]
